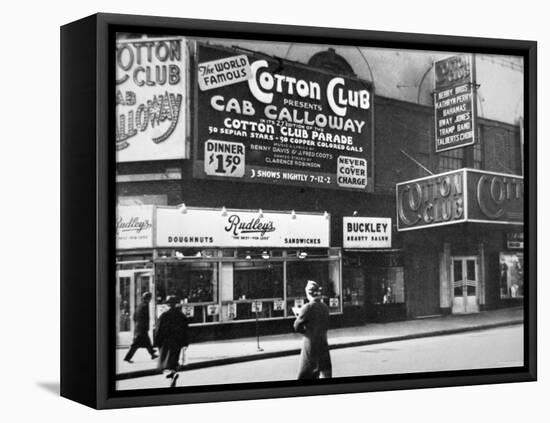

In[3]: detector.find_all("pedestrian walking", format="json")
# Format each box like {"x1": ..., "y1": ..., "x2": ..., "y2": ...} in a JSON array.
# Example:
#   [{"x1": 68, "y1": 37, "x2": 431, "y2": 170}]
[
  {"x1": 293, "y1": 280, "x2": 332, "y2": 380},
  {"x1": 124, "y1": 292, "x2": 157, "y2": 363},
  {"x1": 154, "y1": 295, "x2": 190, "y2": 387}
]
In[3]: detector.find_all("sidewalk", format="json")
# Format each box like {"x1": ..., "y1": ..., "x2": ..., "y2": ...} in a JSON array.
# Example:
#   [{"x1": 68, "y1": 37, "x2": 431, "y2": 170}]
[{"x1": 116, "y1": 306, "x2": 523, "y2": 380}]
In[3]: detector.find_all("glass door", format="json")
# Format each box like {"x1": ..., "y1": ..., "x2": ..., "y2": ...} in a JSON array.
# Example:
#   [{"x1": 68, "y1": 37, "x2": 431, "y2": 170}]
[
  {"x1": 116, "y1": 270, "x2": 134, "y2": 346},
  {"x1": 116, "y1": 270, "x2": 154, "y2": 346},
  {"x1": 134, "y1": 271, "x2": 155, "y2": 338},
  {"x1": 451, "y1": 256, "x2": 479, "y2": 314}
]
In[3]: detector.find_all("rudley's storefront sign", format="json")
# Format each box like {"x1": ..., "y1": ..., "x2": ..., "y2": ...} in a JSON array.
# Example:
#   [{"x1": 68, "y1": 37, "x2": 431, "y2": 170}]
[
  {"x1": 156, "y1": 207, "x2": 330, "y2": 248},
  {"x1": 396, "y1": 169, "x2": 524, "y2": 231},
  {"x1": 115, "y1": 37, "x2": 187, "y2": 162},
  {"x1": 116, "y1": 205, "x2": 154, "y2": 249},
  {"x1": 193, "y1": 43, "x2": 373, "y2": 191},
  {"x1": 343, "y1": 217, "x2": 392, "y2": 249}
]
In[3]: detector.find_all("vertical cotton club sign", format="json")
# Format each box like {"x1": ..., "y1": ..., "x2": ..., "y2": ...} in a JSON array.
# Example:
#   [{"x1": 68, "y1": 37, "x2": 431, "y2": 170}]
[{"x1": 115, "y1": 37, "x2": 187, "y2": 162}]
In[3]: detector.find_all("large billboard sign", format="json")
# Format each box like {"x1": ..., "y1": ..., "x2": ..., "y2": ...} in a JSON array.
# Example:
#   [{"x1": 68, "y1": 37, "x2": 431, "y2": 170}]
[
  {"x1": 193, "y1": 44, "x2": 374, "y2": 191},
  {"x1": 434, "y1": 54, "x2": 476, "y2": 153},
  {"x1": 396, "y1": 169, "x2": 523, "y2": 231},
  {"x1": 115, "y1": 37, "x2": 187, "y2": 162}
]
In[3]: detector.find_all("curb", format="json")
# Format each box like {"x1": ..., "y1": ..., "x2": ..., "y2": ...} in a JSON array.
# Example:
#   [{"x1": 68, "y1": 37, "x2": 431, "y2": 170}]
[{"x1": 116, "y1": 319, "x2": 523, "y2": 381}]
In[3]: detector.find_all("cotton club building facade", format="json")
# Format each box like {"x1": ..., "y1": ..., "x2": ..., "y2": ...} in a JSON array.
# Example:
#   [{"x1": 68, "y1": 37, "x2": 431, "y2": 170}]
[
  {"x1": 396, "y1": 168, "x2": 524, "y2": 317},
  {"x1": 115, "y1": 35, "x2": 525, "y2": 345}
]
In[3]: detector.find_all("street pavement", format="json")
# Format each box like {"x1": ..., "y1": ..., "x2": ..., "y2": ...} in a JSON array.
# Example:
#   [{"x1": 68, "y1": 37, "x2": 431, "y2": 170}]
[
  {"x1": 116, "y1": 325, "x2": 524, "y2": 390},
  {"x1": 117, "y1": 306, "x2": 523, "y2": 379}
]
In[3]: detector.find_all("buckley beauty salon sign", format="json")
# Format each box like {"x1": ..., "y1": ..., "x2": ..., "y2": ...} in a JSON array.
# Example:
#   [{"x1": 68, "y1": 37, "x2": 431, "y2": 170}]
[
  {"x1": 343, "y1": 217, "x2": 391, "y2": 249},
  {"x1": 116, "y1": 205, "x2": 154, "y2": 249},
  {"x1": 115, "y1": 37, "x2": 187, "y2": 162},
  {"x1": 156, "y1": 207, "x2": 330, "y2": 248},
  {"x1": 396, "y1": 169, "x2": 523, "y2": 231}
]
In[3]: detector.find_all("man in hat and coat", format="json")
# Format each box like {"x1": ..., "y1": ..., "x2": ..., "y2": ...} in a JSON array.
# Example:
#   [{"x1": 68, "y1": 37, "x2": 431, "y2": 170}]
[
  {"x1": 154, "y1": 295, "x2": 190, "y2": 387},
  {"x1": 124, "y1": 292, "x2": 157, "y2": 363},
  {"x1": 293, "y1": 280, "x2": 332, "y2": 380}
]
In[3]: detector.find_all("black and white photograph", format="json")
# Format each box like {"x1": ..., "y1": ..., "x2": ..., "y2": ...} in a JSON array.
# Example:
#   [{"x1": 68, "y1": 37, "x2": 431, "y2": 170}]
[
  {"x1": 114, "y1": 31, "x2": 527, "y2": 391},
  {"x1": 4, "y1": 0, "x2": 548, "y2": 420}
]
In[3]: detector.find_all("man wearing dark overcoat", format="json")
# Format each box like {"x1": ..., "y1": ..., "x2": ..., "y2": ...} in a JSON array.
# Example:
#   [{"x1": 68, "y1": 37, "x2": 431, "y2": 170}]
[
  {"x1": 124, "y1": 292, "x2": 157, "y2": 363},
  {"x1": 154, "y1": 295, "x2": 190, "y2": 386},
  {"x1": 293, "y1": 280, "x2": 332, "y2": 379}
]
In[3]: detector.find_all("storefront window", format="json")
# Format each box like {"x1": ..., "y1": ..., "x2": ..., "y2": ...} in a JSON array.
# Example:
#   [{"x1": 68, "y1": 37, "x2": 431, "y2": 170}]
[
  {"x1": 343, "y1": 253, "x2": 405, "y2": 312},
  {"x1": 229, "y1": 260, "x2": 285, "y2": 320},
  {"x1": 343, "y1": 265, "x2": 365, "y2": 307},
  {"x1": 287, "y1": 261, "x2": 331, "y2": 298},
  {"x1": 155, "y1": 261, "x2": 219, "y2": 324},
  {"x1": 286, "y1": 256, "x2": 341, "y2": 315},
  {"x1": 499, "y1": 252, "x2": 524, "y2": 298},
  {"x1": 152, "y1": 248, "x2": 342, "y2": 325},
  {"x1": 368, "y1": 267, "x2": 405, "y2": 304},
  {"x1": 233, "y1": 261, "x2": 284, "y2": 300}
]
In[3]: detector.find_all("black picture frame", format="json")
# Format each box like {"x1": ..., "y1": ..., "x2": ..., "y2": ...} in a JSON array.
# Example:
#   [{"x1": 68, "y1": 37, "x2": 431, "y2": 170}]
[{"x1": 60, "y1": 12, "x2": 536, "y2": 409}]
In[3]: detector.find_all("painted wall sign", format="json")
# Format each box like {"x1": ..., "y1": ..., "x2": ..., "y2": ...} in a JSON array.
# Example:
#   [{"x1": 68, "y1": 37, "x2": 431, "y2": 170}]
[
  {"x1": 116, "y1": 37, "x2": 187, "y2": 162},
  {"x1": 193, "y1": 43, "x2": 374, "y2": 191},
  {"x1": 116, "y1": 205, "x2": 154, "y2": 249},
  {"x1": 396, "y1": 169, "x2": 524, "y2": 231},
  {"x1": 434, "y1": 54, "x2": 476, "y2": 152},
  {"x1": 156, "y1": 207, "x2": 330, "y2": 248},
  {"x1": 343, "y1": 217, "x2": 392, "y2": 249}
]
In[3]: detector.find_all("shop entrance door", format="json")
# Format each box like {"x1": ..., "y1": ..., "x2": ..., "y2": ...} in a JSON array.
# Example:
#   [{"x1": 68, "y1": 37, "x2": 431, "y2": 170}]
[
  {"x1": 451, "y1": 257, "x2": 479, "y2": 314},
  {"x1": 116, "y1": 270, "x2": 154, "y2": 346}
]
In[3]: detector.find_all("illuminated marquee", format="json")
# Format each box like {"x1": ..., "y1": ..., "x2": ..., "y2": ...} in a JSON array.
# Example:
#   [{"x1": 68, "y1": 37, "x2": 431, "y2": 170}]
[{"x1": 396, "y1": 169, "x2": 523, "y2": 231}]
